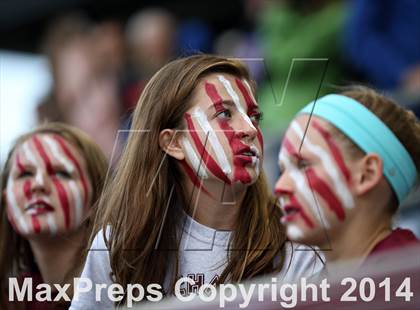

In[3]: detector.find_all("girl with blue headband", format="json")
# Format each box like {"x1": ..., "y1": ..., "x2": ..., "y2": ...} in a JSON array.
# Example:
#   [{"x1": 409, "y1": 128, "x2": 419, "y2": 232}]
[{"x1": 274, "y1": 86, "x2": 419, "y2": 268}]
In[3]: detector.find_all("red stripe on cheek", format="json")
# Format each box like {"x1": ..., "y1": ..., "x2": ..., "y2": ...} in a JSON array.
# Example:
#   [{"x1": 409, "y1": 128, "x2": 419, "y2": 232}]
[
  {"x1": 180, "y1": 160, "x2": 211, "y2": 196},
  {"x1": 53, "y1": 135, "x2": 90, "y2": 208},
  {"x1": 205, "y1": 82, "x2": 224, "y2": 113},
  {"x1": 32, "y1": 136, "x2": 54, "y2": 174},
  {"x1": 23, "y1": 180, "x2": 32, "y2": 200},
  {"x1": 290, "y1": 196, "x2": 315, "y2": 229},
  {"x1": 52, "y1": 177, "x2": 71, "y2": 229},
  {"x1": 184, "y1": 113, "x2": 231, "y2": 184},
  {"x1": 217, "y1": 118, "x2": 252, "y2": 184},
  {"x1": 305, "y1": 168, "x2": 346, "y2": 221},
  {"x1": 31, "y1": 215, "x2": 41, "y2": 233},
  {"x1": 6, "y1": 207, "x2": 20, "y2": 233},
  {"x1": 311, "y1": 120, "x2": 351, "y2": 184}
]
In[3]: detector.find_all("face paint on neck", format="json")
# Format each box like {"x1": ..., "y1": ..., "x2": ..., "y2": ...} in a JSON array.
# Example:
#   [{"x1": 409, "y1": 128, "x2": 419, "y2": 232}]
[
  {"x1": 290, "y1": 121, "x2": 354, "y2": 210},
  {"x1": 280, "y1": 138, "x2": 330, "y2": 228},
  {"x1": 311, "y1": 120, "x2": 351, "y2": 184}
]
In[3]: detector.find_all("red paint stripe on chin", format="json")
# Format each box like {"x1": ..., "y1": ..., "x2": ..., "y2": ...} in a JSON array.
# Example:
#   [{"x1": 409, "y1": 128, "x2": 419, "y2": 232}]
[
  {"x1": 32, "y1": 136, "x2": 54, "y2": 174},
  {"x1": 305, "y1": 168, "x2": 346, "y2": 221},
  {"x1": 53, "y1": 135, "x2": 89, "y2": 208},
  {"x1": 311, "y1": 120, "x2": 351, "y2": 184},
  {"x1": 290, "y1": 196, "x2": 315, "y2": 228},
  {"x1": 180, "y1": 160, "x2": 211, "y2": 197},
  {"x1": 52, "y1": 177, "x2": 71, "y2": 229},
  {"x1": 31, "y1": 215, "x2": 41, "y2": 233},
  {"x1": 184, "y1": 113, "x2": 231, "y2": 184},
  {"x1": 205, "y1": 82, "x2": 224, "y2": 113}
]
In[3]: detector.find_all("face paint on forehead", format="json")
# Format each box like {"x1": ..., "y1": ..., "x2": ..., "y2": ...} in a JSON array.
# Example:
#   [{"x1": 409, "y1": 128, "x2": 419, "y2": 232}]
[
  {"x1": 290, "y1": 121, "x2": 354, "y2": 209},
  {"x1": 311, "y1": 120, "x2": 351, "y2": 184},
  {"x1": 279, "y1": 139, "x2": 330, "y2": 229},
  {"x1": 217, "y1": 75, "x2": 257, "y2": 131}
]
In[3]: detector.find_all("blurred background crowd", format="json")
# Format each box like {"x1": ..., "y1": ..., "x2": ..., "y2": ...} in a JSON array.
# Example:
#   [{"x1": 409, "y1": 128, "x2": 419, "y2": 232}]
[{"x1": 1, "y1": 0, "x2": 419, "y2": 235}]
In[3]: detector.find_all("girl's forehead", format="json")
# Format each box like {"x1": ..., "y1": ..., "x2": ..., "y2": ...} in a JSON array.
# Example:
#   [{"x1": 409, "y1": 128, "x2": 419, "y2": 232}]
[{"x1": 13, "y1": 133, "x2": 87, "y2": 168}]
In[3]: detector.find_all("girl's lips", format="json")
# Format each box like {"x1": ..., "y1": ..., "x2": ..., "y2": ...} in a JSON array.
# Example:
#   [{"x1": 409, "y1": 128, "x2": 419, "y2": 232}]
[
  {"x1": 234, "y1": 155, "x2": 256, "y2": 166},
  {"x1": 280, "y1": 204, "x2": 301, "y2": 223},
  {"x1": 25, "y1": 200, "x2": 54, "y2": 216}
]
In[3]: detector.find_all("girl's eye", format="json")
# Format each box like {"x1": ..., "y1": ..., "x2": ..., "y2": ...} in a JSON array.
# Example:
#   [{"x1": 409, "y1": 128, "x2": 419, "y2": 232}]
[
  {"x1": 249, "y1": 112, "x2": 263, "y2": 124},
  {"x1": 216, "y1": 109, "x2": 232, "y2": 120},
  {"x1": 297, "y1": 159, "x2": 310, "y2": 170},
  {"x1": 18, "y1": 170, "x2": 33, "y2": 178},
  {"x1": 55, "y1": 170, "x2": 72, "y2": 179}
]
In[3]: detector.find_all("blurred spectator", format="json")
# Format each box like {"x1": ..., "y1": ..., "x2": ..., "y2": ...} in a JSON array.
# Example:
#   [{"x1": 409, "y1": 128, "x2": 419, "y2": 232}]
[
  {"x1": 37, "y1": 14, "x2": 123, "y2": 162},
  {"x1": 257, "y1": 0, "x2": 347, "y2": 185},
  {"x1": 176, "y1": 18, "x2": 213, "y2": 56},
  {"x1": 344, "y1": 0, "x2": 420, "y2": 97},
  {"x1": 122, "y1": 8, "x2": 176, "y2": 111}
]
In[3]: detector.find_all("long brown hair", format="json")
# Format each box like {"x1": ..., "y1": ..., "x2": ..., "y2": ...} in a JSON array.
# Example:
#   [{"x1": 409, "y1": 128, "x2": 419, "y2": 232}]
[
  {"x1": 0, "y1": 122, "x2": 108, "y2": 306},
  {"x1": 94, "y1": 54, "x2": 286, "y2": 301}
]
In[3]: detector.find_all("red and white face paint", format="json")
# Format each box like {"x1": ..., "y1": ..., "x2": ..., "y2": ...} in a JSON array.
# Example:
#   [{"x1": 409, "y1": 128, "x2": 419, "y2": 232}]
[
  {"x1": 181, "y1": 73, "x2": 264, "y2": 191},
  {"x1": 5, "y1": 133, "x2": 93, "y2": 236},
  {"x1": 274, "y1": 115, "x2": 355, "y2": 243}
]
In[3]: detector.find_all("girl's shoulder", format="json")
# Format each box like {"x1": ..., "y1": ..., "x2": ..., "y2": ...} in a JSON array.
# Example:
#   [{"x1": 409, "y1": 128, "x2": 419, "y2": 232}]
[{"x1": 277, "y1": 241, "x2": 325, "y2": 283}]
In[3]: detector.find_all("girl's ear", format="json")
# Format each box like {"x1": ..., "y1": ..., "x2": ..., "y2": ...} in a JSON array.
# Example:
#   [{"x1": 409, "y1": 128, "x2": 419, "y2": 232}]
[
  {"x1": 352, "y1": 153, "x2": 384, "y2": 196},
  {"x1": 159, "y1": 129, "x2": 185, "y2": 160}
]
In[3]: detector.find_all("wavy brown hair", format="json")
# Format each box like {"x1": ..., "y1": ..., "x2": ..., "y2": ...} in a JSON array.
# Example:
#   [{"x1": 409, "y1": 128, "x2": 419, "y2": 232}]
[
  {"x1": 0, "y1": 122, "x2": 108, "y2": 307},
  {"x1": 94, "y1": 54, "x2": 287, "y2": 303}
]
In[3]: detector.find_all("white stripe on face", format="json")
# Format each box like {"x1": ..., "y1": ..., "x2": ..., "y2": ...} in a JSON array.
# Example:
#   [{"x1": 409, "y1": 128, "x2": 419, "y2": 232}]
[
  {"x1": 279, "y1": 151, "x2": 330, "y2": 228},
  {"x1": 43, "y1": 136, "x2": 75, "y2": 174},
  {"x1": 191, "y1": 107, "x2": 232, "y2": 175},
  {"x1": 181, "y1": 137, "x2": 209, "y2": 179},
  {"x1": 21, "y1": 141, "x2": 44, "y2": 185},
  {"x1": 47, "y1": 214, "x2": 57, "y2": 235},
  {"x1": 290, "y1": 121, "x2": 354, "y2": 209},
  {"x1": 69, "y1": 181, "x2": 83, "y2": 228},
  {"x1": 6, "y1": 176, "x2": 29, "y2": 234},
  {"x1": 287, "y1": 224, "x2": 305, "y2": 240},
  {"x1": 217, "y1": 75, "x2": 256, "y2": 131}
]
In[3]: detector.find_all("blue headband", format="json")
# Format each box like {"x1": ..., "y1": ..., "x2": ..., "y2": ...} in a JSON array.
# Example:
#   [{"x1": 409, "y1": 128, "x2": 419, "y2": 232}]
[{"x1": 299, "y1": 94, "x2": 417, "y2": 203}]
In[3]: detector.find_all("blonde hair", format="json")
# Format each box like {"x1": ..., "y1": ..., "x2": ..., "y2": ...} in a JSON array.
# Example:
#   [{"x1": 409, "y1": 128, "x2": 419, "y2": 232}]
[{"x1": 94, "y1": 54, "x2": 286, "y2": 303}]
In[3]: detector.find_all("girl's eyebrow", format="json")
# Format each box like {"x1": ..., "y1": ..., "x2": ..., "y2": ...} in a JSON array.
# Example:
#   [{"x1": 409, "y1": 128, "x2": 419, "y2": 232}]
[{"x1": 207, "y1": 100, "x2": 235, "y2": 112}]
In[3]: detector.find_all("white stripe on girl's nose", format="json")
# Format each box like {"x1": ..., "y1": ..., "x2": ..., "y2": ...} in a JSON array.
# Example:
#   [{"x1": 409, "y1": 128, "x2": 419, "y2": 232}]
[
  {"x1": 217, "y1": 75, "x2": 256, "y2": 131},
  {"x1": 290, "y1": 121, "x2": 354, "y2": 209},
  {"x1": 191, "y1": 107, "x2": 232, "y2": 175}
]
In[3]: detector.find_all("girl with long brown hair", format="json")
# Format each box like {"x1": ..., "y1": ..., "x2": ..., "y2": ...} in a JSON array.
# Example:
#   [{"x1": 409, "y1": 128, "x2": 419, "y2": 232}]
[
  {"x1": 0, "y1": 123, "x2": 108, "y2": 309},
  {"x1": 275, "y1": 86, "x2": 419, "y2": 271},
  {"x1": 71, "y1": 54, "x2": 321, "y2": 308}
]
